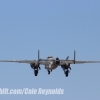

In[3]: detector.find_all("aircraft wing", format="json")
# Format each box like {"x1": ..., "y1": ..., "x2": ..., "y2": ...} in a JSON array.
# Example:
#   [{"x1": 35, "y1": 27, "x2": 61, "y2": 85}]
[
  {"x1": 0, "y1": 60, "x2": 37, "y2": 64},
  {"x1": 75, "y1": 61, "x2": 100, "y2": 64},
  {"x1": 60, "y1": 60, "x2": 100, "y2": 65},
  {"x1": 0, "y1": 60, "x2": 49, "y2": 65},
  {"x1": 0, "y1": 59, "x2": 100, "y2": 65}
]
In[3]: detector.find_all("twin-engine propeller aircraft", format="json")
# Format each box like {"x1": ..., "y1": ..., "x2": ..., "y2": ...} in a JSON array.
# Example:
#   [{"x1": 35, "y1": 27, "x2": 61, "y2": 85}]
[{"x1": 0, "y1": 50, "x2": 100, "y2": 77}]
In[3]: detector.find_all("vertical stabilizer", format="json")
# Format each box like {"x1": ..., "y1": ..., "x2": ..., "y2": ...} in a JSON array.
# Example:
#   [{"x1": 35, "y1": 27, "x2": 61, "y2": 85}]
[
  {"x1": 38, "y1": 50, "x2": 40, "y2": 62},
  {"x1": 74, "y1": 50, "x2": 76, "y2": 64}
]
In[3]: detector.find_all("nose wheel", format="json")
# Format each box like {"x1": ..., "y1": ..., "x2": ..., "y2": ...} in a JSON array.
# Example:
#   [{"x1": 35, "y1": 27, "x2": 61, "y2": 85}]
[{"x1": 48, "y1": 70, "x2": 50, "y2": 74}]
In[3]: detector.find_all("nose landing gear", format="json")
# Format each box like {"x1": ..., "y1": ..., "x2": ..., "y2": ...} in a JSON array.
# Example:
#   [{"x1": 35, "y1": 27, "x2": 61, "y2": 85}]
[{"x1": 48, "y1": 70, "x2": 50, "y2": 74}]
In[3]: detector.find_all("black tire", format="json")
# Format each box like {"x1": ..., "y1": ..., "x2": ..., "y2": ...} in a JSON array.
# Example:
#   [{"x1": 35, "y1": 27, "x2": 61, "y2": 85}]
[
  {"x1": 48, "y1": 70, "x2": 50, "y2": 74},
  {"x1": 65, "y1": 71, "x2": 68, "y2": 77},
  {"x1": 34, "y1": 70, "x2": 38, "y2": 76}
]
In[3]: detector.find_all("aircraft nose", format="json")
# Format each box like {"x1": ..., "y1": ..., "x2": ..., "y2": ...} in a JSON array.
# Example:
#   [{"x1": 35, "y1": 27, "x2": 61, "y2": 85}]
[{"x1": 49, "y1": 61, "x2": 53, "y2": 65}]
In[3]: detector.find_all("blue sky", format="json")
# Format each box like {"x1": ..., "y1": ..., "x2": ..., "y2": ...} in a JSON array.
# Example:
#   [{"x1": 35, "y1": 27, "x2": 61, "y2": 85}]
[{"x1": 0, "y1": 0, "x2": 100, "y2": 99}]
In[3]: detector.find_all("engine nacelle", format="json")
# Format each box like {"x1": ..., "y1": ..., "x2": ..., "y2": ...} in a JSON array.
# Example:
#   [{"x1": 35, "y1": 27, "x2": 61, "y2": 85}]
[
  {"x1": 61, "y1": 63, "x2": 70, "y2": 69},
  {"x1": 30, "y1": 63, "x2": 39, "y2": 69},
  {"x1": 65, "y1": 63, "x2": 70, "y2": 66}
]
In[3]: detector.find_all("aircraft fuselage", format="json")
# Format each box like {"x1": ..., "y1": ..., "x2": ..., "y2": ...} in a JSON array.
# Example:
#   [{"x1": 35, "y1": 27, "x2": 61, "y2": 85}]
[{"x1": 45, "y1": 56, "x2": 58, "y2": 70}]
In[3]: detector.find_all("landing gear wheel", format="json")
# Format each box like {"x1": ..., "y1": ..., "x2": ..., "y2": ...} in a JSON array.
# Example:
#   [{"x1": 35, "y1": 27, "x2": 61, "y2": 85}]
[
  {"x1": 65, "y1": 71, "x2": 68, "y2": 77},
  {"x1": 34, "y1": 70, "x2": 38, "y2": 76},
  {"x1": 48, "y1": 70, "x2": 50, "y2": 74}
]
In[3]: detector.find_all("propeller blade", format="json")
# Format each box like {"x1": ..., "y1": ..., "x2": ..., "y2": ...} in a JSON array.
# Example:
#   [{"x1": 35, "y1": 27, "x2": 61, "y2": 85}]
[
  {"x1": 68, "y1": 70, "x2": 70, "y2": 73},
  {"x1": 66, "y1": 56, "x2": 69, "y2": 60},
  {"x1": 38, "y1": 66, "x2": 41, "y2": 70}
]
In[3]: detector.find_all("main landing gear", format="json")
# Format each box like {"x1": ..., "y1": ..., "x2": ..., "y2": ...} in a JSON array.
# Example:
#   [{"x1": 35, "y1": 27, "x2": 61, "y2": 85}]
[
  {"x1": 48, "y1": 70, "x2": 52, "y2": 75},
  {"x1": 34, "y1": 69, "x2": 38, "y2": 76},
  {"x1": 65, "y1": 70, "x2": 69, "y2": 77},
  {"x1": 61, "y1": 65, "x2": 71, "y2": 77}
]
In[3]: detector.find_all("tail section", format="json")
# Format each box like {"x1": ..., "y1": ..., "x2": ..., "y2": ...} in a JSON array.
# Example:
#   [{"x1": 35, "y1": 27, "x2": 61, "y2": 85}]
[
  {"x1": 74, "y1": 50, "x2": 76, "y2": 64},
  {"x1": 38, "y1": 50, "x2": 41, "y2": 70},
  {"x1": 38, "y1": 50, "x2": 40, "y2": 62}
]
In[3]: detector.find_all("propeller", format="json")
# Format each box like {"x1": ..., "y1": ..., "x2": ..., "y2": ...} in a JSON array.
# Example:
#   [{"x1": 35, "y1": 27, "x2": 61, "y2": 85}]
[
  {"x1": 66, "y1": 56, "x2": 72, "y2": 70},
  {"x1": 68, "y1": 69, "x2": 70, "y2": 73},
  {"x1": 66, "y1": 56, "x2": 69, "y2": 60}
]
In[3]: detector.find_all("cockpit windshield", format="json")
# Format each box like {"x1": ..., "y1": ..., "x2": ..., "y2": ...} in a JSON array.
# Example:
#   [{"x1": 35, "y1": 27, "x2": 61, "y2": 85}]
[{"x1": 47, "y1": 56, "x2": 53, "y2": 58}]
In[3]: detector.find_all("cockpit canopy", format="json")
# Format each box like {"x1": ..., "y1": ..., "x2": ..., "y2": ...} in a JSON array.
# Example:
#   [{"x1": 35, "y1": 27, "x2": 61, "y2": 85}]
[{"x1": 47, "y1": 56, "x2": 53, "y2": 58}]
